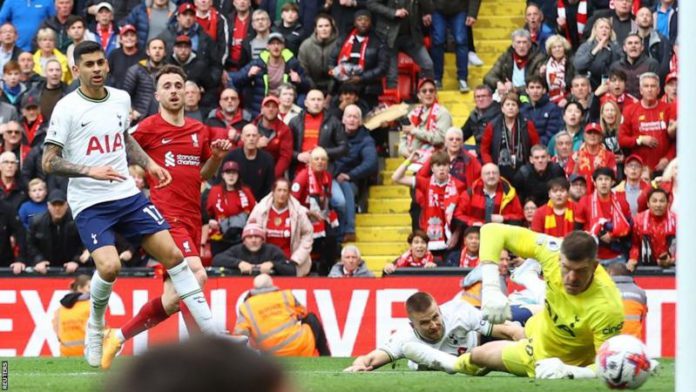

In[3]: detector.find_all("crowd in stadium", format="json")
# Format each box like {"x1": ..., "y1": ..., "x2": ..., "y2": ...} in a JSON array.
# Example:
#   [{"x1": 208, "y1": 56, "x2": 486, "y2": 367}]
[{"x1": 0, "y1": 0, "x2": 679, "y2": 278}]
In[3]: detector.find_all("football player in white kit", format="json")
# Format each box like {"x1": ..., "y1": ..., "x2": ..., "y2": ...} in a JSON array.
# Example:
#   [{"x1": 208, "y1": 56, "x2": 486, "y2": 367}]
[
  {"x1": 42, "y1": 41, "x2": 220, "y2": 368},
  {"x1": 344, "y1": 292, "x2": 524, "y2": 373}
]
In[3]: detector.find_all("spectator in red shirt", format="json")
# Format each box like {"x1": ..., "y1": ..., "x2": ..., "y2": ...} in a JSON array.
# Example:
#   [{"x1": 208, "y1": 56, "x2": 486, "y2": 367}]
[
  {"x1": 383, "y1": 230, "x2": 436, "y2": 275},
  {"x1": 575, "y1": 167, "x2": 632, "y2": 265},
  {"x1": 251, "y1": 95, "x2": 293, "y2": 177},
  {"x1": 566, "y1": 122, "x2": 617, "y2": 192},
  {"x1": 206, "y1": 161, "x2": 257, "y2": 255},
  {"x1": 480, "y1": 92, "x2": 540, "y2": 182},
  {"x1": 226, "y1": 0, "x2": 253, "y2": 71},
  {"x1": 618, "y1": 71, "x2": 676, "y2": 175},
  {"x1": 417, "y1": 127, "x2": 481, "y2": 190},
  {"x1": 453, "y1": 163, "x2": 524, "y2": 227},
  {"x1": 627, "y1": 188, "x2": 676, "y2": 272},
  {"x1": 393, "y1": 150, "x2": 467, "y2": 254},
  {"x1": 613, "y1": 154, "x2": 651, "y2": 217},
  {"x1": 531, "y1": 177, "x2": 576, "y2": 238},
  {"x1": 456, "y1": 226, "x2": 480, "y2": 268},
  {"x1": 596, "y1": 69, "x2": 639, "y2": 113}
]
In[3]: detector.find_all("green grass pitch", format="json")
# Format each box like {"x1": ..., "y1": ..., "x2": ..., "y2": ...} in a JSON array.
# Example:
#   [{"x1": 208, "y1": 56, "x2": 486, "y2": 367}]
[{"x1": 1, "y1": 357, "x2": 674, "y2": 391}]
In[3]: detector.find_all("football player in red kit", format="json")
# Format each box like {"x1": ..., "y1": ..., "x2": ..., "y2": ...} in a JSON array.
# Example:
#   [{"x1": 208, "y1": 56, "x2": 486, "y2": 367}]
[{"x1": 101, "y1": 65, "x2": 232, "y2": 369}]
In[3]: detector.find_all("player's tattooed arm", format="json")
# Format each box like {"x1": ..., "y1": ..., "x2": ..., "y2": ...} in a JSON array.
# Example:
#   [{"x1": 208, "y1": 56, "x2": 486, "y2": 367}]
[
  {"x1": 42, "y1": 143, "x2": 91, "y2": 177},
  {"x1": 123, "y1": 131, "x2": 152, "y2": 169}
]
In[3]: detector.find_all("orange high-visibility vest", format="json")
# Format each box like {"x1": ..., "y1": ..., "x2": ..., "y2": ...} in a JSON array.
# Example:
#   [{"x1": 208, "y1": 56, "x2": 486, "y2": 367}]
[
  {"x1": 236, "y1": 289, "x2": 316, "y2": 357},
  {"x1": 613, "y1": 276, "x2": 648, "y2": 339},
  {"x1": 460, "y1": 282, "x2": 482, "y2": 308},
  {"x1": 55, "y1": 300, "x2": 90, "y2": 356}
]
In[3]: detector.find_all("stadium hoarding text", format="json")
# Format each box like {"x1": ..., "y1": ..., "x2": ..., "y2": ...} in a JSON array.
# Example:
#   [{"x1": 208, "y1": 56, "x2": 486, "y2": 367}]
[{"x1": 0, "y1": 276, "x2": 675, "y2": 358}]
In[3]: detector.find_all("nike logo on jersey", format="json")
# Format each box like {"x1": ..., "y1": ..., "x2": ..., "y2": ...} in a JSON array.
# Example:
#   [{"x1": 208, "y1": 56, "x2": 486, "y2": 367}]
[
  {"x1": 81, "y1": 121, "x2": 91, "y2": 127},
  {"x1": 162, "y1": 138, "x2": 173, "y2": 144}
]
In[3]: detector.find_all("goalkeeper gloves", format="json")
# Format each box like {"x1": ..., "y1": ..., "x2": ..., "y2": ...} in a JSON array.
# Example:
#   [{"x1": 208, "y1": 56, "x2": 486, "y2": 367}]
[{"x1": 481, "y1": 263, "x2": 511, "y2": 324}]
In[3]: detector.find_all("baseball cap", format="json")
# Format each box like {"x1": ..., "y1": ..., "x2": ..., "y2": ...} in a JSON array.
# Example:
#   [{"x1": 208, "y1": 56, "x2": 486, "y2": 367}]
[
  {"x1": 95, "y1": 2, "x2": 113, "y2": 12},
  {"x1": 268, "y1": 32, "x2": 285, "y2": 44},
  {"x1": 417, "y1": 77, "x2": 436, "y2": 91},
  {"x1": 665, "y1": 72, "x2": 677, "y2": 85},
  {"x1": 48, "y1": 189, "x2": 67, "y2": 203},
  {"x1": 569, "y1": 173, "x2": 587, "y2": 184},
  {"x1": 175, "y1": 34, "x2": 192, "y2": 46},
  {"x1": 178, "y1": 2, "x2": 195, "y2": 14},
  {"x1": 242, "y1": 223, "x2": 266, "y2": 240},
  {"x1": 624, "y1": 154, "x2": 644, "y2": 166},
  {"x1": 584, "y1": 122, "x2": 603, "y2": 134},
  {"x1": 354, "y1": 9, "x2": 372, "y2": 20},
  {"x1": 261, "y1": 95, "x2": 280, "y2": 107},
  {"x1": 21, "y1": 94, "x2": 39, "y2": 109},
  {"x1": 119, "y1": 24, "x2": 136, "y2": 35},
  {"x1": 222, "y1": 161, "x2": 239, "y2": 172}
]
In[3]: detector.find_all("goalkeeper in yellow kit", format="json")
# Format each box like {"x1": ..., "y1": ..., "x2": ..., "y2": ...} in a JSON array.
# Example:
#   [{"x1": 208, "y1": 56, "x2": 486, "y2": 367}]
[{"x1": 454, "y1": 223, "x2": 624, "y2": 379}]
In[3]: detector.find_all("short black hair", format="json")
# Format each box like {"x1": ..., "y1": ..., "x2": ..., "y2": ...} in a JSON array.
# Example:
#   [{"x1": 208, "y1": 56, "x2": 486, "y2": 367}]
[
  {"x1": 73, "y1": 41, "x2": 104, "y2": 65},
  {"x1": 609, "y1": 69, "x2": 627, "y2": 82},
  {"x1": 592, "y1": 167, "x2": 615, "y2": 182},
  {"x1": 155, "y1": 64, "x2": 187, "y2": 86},
  {"x1": 65, "y1": 15, "x2": 85, "y2": 29},
  {"x1": 547, "y1": 177, "x2": 570, "y2": 191},
  {"x1": 561, "y1": 230, "x2": 598, "y2": 262},
  {"x1": 463, "y1": 226, "x2": 480, "y2": 237},
  {"x1": 406, "y1": 292, "x2": 435, "y2": 315},
  {"x1": 647, "y1": 187, "x2": 669, "y2": 202},
  {"x1": 564, "y1": 100, "x2": 585, "y2": 115},
  {"x1": 526, "y1": 74, "x2": 547, "y2": 89}
]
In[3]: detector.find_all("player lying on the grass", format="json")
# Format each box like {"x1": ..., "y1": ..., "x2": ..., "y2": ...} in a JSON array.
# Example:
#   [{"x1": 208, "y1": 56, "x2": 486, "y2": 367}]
[
  {"x1": 343, "y1": 292, "x2": 525, "y2": 373},
  {"x1": 454, "y1": 223, "x2": 624, "y2": 379},
  {"x1": 101, "y1": 65, "x2": 234, "y2": 369},
  {"x1": 42, "y1": 41, "x2": 222, "y2": 368}
]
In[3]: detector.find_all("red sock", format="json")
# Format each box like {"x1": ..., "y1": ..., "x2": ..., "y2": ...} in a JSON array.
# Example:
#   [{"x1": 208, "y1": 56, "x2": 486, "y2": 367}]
[
  {"x1": 121, "y1": 296, "x2": 169, "y2": 340},
  {"x1": 180, "y1": 301, "x2": 201, "y2": 335}
]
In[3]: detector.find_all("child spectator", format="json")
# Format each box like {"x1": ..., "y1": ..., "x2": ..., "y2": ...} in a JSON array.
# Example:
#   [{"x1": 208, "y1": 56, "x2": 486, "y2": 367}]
[
  {"x1": 457, "y1": 226, "x2": 480, "y2": 268},
  {"x1": 17, "y1": 178, "x2": 47, "y2": 229},
  {"x1": 383, "y1": 230, "x2": 436, "y2": 275}
]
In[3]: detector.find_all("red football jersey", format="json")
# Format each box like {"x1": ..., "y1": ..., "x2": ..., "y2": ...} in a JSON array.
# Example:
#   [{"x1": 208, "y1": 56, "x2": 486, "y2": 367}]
[{"x1": 132, "y1": 114, "x2": 213, "y2": 223}]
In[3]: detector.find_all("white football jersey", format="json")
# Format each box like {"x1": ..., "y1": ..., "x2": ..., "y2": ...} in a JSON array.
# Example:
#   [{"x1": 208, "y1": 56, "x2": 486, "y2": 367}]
[
  {"x1": 379, "y1": 299, "x2": 493, "y2": 360},
  {"x1": 45, "y1": 87, "x2": 139, "y2": 217}
]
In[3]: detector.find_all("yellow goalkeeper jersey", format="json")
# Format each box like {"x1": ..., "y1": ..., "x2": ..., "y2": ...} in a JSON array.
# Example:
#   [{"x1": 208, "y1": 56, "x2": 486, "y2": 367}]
[{"x1": 480, "y1": 223, "x2": 624, "y2": 366}]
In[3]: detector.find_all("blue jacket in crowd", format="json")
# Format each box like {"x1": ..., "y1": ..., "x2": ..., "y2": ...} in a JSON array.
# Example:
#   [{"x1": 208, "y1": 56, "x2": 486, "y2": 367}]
[
  {"x1": 0, "y1": 0, "x2": 54, "y2": 51},
  {"x1": 333, "y1": 126, "x2": 379, "y2": 181},
  {"x1": 520, "y1": 95, "x2": 564, "y2": 146}
]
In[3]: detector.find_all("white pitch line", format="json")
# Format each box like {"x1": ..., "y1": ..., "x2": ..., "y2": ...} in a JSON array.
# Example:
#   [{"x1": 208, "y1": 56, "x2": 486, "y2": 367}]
[{"x1": 14, "y1": 372, "x2": 101, "y2": 377}]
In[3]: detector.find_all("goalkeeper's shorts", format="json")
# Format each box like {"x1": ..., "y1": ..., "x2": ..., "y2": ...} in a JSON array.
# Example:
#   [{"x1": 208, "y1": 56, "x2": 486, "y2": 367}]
[{"x1": 501, "y1": 338, "x2": 536, "y2": 378}]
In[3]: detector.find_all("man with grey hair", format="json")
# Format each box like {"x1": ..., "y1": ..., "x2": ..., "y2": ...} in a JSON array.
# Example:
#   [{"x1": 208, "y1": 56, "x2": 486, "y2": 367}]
[
  {"x1": 417, "y1": 126, "x2": 481, "y2": 189},
  {"x1": 329, "y1": 244, "x2": 374, "y2": 277},
  {"x1": 333, "y1": 104, "x2": 378, "y2": 243},
  {"x1": 484, "y1": 29, "x2": 544, "y2": 97}
]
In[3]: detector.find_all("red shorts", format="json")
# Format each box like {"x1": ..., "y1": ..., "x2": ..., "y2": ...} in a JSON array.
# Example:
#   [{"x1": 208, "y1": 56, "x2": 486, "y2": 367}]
[{"x1": 168, "y1": 218, "x2": 202, "y2": 259}]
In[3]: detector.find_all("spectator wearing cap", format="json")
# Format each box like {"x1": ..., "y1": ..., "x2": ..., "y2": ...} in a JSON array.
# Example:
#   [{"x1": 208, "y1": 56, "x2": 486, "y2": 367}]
[
  {"x1": 159, "y1": 2, "x2": 223, "y2": 85},
  {"x1": 367, "y1": 0, "x2": 435, "y2": 89},
  {"x1": 65, "y1": 16, "x2": 97, "y2": 73},
  {"x1": 1, "y1": 60, "x2": 27, "y2": 110},
  {"x1": 26, "y1": 59, "x2": 68, "y2": 121},
  {"x1": 568, "y1": 173, "x2": 587, "y2": 202},
  {"x1": 212, "y1": 221, "x2": 297, "y2": 276},
  {"x1": 333, "y1": 104, "x2": 378, "y2": 242},
  {"x1": 39, "y1": 0, "x2": 74, "y2": 54},
  {"x1": 575, "y1": 167, "x2": 632, "y2": 266},
  {"x1": 194, "y1": 0, "x2": 231, "y2": 66},
  {"x1": 222, "y1": 123, "x2": 276, "y2": 200},
  {"x1": 661, "y1": 71, "x2": 677, "y2": 105},
  {"x1": 206, "y1": 87, "x2": 252, "y2": 142},
  {"x1": 0, "y1": 150, "x2": 25, "y2": 212},
  {"x1": 33, "y1": 28, "x2": 71, "y2": 85},
  {"x1": 328, "y1": 9, "x2": 387, "y2": 108},
  {"x1": 28, "y1": 189, "x2": 87, "y2": 275},
  {"x1": 398, "y1": 78, "x2": 451, "y2": 165},
  {"x1": 122, "y1": 0, "x2": 178, "y2": 50},
  {"x1": 566, "y1": 122, "x2": 617, "y2": 193},
  {"x1": 0, "y1": 23, "x2": 23, "y2": 79},
  {"x1": 123, "y1": 38, "x2": 166, "y2": 122},
  {"x1": 231, "y1": 31, "x2": 310, "y2": 116},
  {"x1": 107, "y1": 24, "x2": 145, "y2": 90},
  {"x1": 431, "y1": 0, "x2": 475, "y2": 92},
  {"x1": 480, "y1": 92, "x2": 539, "y2": 182},
  {"x1": 609, "y1": 34, "x2": 660, "y2": 98},
  {"x1": 484, "y1": 29, "x2": 544, "y2": 97},
  {"x1": 0, "y1": 0, "x2": 53, "y2": 52},
  {"x1": 512, "y1": 144, "x2": 566, "y2": 206},
  {"x1": 618, "y1": 72, "x2": 675, "y2": 174},
  {"x1": 0, "y1": 196, "x2": 25, "y2": 272},
  {"x1": 248, "y1": 177, "x2": 314, "y2": 276},
  {"x1": 328, "y1": 245, "x2": 374, "y2": 277},
  {"x1": 167, "y1": 34, "x2": 218, "y2": 108},
  {"x1": 251, "y1": 95, "x2": 293, "y2": 178},
  {"x1": 297, "y1": 13, "x2": 338, "y2": 95},
  {"x1": 89, "y1": 2, "x2": 119, "y2": 57},
  {"x1": 206, "y1": 160, "x2": 257, "y2": 255},
  {"x1": 19, "y1": 96, "x2": 47, "y2": 159},
  {"x1": 613, "y1": 154, "x2": 651, "y2": 217},
  {"x1": 272, "y1": 2, "x2": 304, "y2": 55}
]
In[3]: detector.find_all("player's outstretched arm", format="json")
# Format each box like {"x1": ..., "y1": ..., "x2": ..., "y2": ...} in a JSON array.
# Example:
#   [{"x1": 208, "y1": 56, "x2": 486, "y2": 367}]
[
  {"x1": 42, "y1": 143, "x2": 126, "y2": 181},
  {"x1": 124, "y1": 132, "x2": 172, "y2": 188},
  {"x1": 343, "y1": 350, "x2": 392, "y2": 372}
]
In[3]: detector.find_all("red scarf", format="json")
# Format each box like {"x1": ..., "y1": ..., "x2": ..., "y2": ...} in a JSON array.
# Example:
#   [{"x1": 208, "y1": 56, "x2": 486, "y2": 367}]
[
  {"x1": 458, "y1": 248, "x2": 479, "y2": 268},
  {"x1": 216, "y1": 108, "x2": 243, "y2": 129},
  {"x1": 637, "y1": 210, "x2": 676, "y2": 263},
  {"x1": 545, "y1": 57, "x2": 567, "y2": 103},
  {"x1": 557, "y1": 0, "x2": 587, "y2": 37},
  {"x1": 422, "y1": 175, "x2": 458, "y2": 249},
  {"x1": 512, "y1": 51, "x2": 529, "y2": 69},
  {"x1": 21, "y1": 114, "x2": 43, "y2": 160},
  {"x1": 589, "y1": 191, "x2": 631, "y2": 238},
  {"x1": 337, "y1": 29, "x2": 369, "y2": 70},
  {"x1": 197, "y1": 9, "x2": 220, "y2": 41},
  {"x1": 307, "y1": 169, "x2": 337, "y2": 237},
  {"x1": 97, "y1": 24, "x2": 114, "y2": 50},
  {"x1": 571, "y1": 143, "x2": 614, "y2": 177},
  {"x1": 407, "y1": 103, "x2": 441, "y2": 158},
  {"x1": 395, "y1": 249, "x2": 435, "y2": 268}
]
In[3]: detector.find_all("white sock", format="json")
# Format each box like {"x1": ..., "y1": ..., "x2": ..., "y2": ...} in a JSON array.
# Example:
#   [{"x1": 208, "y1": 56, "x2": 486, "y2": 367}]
[
  {"x1": 89, "y1": 270, "x2": 113, "y2": 327},
  {"x1": 115, "y1": 329, "x2": 125, "y2": 343},
  {"x1": 167, "y1": 260, "x2": 218, "y2": 334},
  {"x1": 402, "y1": 342, "x2": 457, "y2": 374}
]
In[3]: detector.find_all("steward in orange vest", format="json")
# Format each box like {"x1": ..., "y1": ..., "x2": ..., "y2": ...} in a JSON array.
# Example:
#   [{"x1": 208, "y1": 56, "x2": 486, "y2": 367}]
[
  {"x1": 607, "y1": 263, "x2": 647, "y2": 339},
  {"x1": 52, "y1": 275, "x2": 91, "y2": 356}
]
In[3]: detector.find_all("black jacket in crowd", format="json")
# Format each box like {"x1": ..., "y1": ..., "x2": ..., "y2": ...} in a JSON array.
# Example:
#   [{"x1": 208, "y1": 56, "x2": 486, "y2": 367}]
[
  {"x1": 0, "y1": 199, "x2": 24, "y2": 266},
  {"x1": 27, "y1": 211, "x2": 84, "y2": 265},
  {"x1": 512, "y1": 162, "x2": 567, "y2": 206},
  {"x1": 289, "y1": 110, "x2": 348, "y2": 165},
  {"x1": 212, "y1": 242, "x2": 297, "y2": 276}
]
